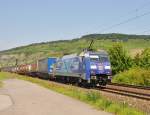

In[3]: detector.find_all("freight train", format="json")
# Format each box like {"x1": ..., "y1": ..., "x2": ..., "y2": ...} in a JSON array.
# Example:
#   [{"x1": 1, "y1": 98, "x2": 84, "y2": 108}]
[{"x1": 0, "y1": 50, "x2": 112, "y2": 87}]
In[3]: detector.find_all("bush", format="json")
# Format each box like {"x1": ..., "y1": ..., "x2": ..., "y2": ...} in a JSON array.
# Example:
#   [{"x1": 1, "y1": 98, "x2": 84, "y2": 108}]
[
  {"x1": 108, "y1": 43, "x2": 133, "y2": 74},
  {"x1": 112, "y1": 67, "x2": 150, "y2": 86},
  {"x1": 134, "y1": 48, "x2": 150, "y2": 69}
]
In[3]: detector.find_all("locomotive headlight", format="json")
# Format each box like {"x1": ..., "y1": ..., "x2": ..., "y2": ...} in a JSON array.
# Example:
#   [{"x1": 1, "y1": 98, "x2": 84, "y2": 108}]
[
  {"x1": 98, "y1": 66, "x2": 103, "y2": 70},
  {"x1": 104, "y1": 66, "x2": 111, "y2": 69},
  {"x1": 90, "y1": 65, "x2": 97, "y2": 69}
]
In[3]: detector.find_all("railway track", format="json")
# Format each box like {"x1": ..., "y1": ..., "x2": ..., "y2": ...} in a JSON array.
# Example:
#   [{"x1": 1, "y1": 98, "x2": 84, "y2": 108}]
[
  {"x1": 40, "y1": 78, "x2": 150, "y2": 101},
  {"x1": 99, "y1": 83, "x2": 150, "y2": 100}
]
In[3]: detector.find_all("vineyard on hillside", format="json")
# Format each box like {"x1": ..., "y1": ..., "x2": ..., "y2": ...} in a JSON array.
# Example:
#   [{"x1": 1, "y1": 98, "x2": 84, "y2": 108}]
[{"x1": 0, "y1": 33, "x2": 150, "y2": 68}]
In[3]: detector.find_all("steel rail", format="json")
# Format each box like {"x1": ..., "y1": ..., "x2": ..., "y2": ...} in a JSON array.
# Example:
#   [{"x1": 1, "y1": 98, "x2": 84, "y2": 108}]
[
  {"x1": 98, "y1": 83, "x2": 150, "y2": 101},
  {"x1": 108, "y1": 83, "x2": 150, "y2": 90}
]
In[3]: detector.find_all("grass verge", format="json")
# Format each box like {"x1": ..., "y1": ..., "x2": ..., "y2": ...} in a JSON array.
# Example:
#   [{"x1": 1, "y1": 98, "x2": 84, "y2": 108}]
[
  {"x1": 0, "y1": 72, "x2": 16, "y2": 87},
  {"x1": 0, "y1": 72, "x2": 146, "y2": 115},
  {"x1": 0, "y1": 82, "x2": 2, "y2": 87}
]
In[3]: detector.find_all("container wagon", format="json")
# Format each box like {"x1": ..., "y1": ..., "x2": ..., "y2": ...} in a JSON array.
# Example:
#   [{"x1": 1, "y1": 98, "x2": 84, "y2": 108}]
[{"x1": 37, "y1": 57, "x2": 57, "y2": 79}]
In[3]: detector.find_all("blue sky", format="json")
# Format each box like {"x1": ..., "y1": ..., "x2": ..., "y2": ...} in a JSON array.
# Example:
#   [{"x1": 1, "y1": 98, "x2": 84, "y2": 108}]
[{"x1": 0, "y1": 0, "x2": 150, "y2": 51}]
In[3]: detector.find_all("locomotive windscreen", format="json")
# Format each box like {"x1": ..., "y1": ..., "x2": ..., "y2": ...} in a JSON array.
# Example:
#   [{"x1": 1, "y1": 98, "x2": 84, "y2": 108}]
[{"x1": 90, "y1": 54, "x2": 109, "y2": 62}]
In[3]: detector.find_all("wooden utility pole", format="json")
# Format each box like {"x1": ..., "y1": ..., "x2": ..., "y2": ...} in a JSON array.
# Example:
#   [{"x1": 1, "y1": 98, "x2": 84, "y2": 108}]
[{"x1": 15, "y1": 59, "x2": 18, "y2": 66}]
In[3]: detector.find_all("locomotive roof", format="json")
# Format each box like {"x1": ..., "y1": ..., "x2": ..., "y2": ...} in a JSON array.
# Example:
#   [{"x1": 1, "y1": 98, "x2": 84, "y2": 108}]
[
  {"x1": 62, "y1": 50, "x2": 108, "y2": 59},
  {"x1": 79, "y1": 50, "x2": 108, "y2": 57},
  {"x1": 62, "y1": 53, "x2": 78, "y2": 59},
  {"x1": 89, "y1": 51, "x2": 108, "y2": 55}
]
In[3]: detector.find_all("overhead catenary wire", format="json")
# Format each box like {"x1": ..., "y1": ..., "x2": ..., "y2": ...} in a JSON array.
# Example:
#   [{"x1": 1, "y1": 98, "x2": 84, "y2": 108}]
[
  {"x1": 99, "y1": 10, "x2": 150, "y2": 33},
  {"x1": 131, "y1": 1, "x2": 150, "y2": 14},
  {"x1": 136, "y1": 28, "x2": 150, "y2": 35},
  {"x1": 82, "y1": 1, "x2": 150, "y2": 35}
]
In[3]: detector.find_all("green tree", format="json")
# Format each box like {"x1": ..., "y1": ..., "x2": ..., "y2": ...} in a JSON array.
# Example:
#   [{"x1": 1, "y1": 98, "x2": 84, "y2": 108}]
[
  {"x1": 108, "y1": 43, "x2": 133, "y2": 74},
  {"x1": 134, "y1": 48, "x2": 150, "y2": 69}
]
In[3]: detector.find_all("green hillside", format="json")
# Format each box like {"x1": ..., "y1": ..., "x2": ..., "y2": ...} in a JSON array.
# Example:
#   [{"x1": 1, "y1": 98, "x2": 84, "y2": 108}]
[{"x1": 0, "y1": 33, "x2": 150, "y2": 67}]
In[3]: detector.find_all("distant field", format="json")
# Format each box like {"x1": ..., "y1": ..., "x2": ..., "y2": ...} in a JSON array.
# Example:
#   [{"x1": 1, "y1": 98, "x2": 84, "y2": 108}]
[
  {"x1": 129, "y1": 48, "x2": 144, "y2": 58},
  {"x1": 0, "y1": 33, "x2": 150, "y2": 67}
]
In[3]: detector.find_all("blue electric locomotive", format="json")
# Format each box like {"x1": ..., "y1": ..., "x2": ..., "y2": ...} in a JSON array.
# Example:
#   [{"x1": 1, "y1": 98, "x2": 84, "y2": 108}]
[{"x1": 52, "y1": 50, "x2": 112, "y2": 86}]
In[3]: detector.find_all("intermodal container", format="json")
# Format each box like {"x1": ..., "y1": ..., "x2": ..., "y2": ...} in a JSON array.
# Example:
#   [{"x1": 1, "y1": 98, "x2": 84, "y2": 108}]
[{"x1": 37, "y1": 57, "x2": 57, "y2": 74}]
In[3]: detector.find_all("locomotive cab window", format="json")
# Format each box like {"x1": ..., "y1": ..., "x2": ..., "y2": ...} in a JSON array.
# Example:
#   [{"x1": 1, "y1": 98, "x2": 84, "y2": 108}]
[
  {"x1": 100, "y1": 56, "x2": 109, "y2": 62},
  {"x1": 90, "y1": 55, "x2": 99, "y2": 61},
  {"x1": 90, "y1": 54, "x2": 109, "y2": 63}
]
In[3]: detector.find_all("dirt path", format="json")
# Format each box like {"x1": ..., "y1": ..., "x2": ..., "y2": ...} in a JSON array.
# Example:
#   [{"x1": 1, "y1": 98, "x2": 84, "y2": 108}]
[{"x1": 0, "y1": 79, "x2": 111, "y2": 115}]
